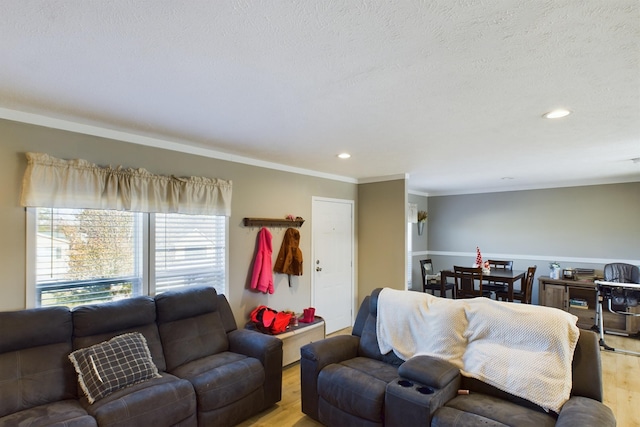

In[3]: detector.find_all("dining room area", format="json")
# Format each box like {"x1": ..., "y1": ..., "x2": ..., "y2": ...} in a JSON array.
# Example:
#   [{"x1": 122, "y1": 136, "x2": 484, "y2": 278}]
[{"x1": 419, "y1": 254, "x2": 536, "y2": 304}]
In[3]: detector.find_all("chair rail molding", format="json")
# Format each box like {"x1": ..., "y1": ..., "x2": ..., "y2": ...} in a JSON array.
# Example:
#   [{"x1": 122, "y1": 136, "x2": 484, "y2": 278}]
[{"x1": 426, "y1": 251, "x2": 640, "y2": 266}]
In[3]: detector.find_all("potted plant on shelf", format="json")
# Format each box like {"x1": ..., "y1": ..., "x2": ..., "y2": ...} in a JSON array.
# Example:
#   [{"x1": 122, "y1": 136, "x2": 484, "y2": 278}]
[{"x1": 417, "y1": 210, "x2": 428, "y2": 235}]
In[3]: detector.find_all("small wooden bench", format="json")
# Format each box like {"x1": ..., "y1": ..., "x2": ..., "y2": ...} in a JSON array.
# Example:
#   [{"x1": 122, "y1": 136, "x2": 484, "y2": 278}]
[{"x1": 247, "y1": 316, "x2": 326, "y2": 366}]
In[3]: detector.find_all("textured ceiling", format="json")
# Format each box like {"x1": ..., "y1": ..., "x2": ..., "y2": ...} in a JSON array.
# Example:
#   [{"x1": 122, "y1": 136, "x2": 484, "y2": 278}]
[{"x1": 1, "y1": 1, "x2": 639, "y2": 195}]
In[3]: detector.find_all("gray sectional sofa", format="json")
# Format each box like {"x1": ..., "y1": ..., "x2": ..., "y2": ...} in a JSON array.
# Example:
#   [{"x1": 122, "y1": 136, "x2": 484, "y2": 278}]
[
  {"x1": 300, "y1": 288, "x2": 616, "y2": 427},
  {"x1": 0, "y1": 286, "x2": 282, "y2": 427}
]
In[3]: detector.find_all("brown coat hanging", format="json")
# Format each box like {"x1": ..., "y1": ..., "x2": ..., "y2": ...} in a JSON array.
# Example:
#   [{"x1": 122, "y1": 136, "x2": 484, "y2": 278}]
[{"x1": 274, "y1": 228, "x2": 303, "y2": 283}]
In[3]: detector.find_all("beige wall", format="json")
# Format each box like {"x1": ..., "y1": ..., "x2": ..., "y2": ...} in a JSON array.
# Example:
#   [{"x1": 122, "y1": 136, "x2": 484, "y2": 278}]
[
  {"x1": 357, "y1": 179, "x2": 407, "y2": 307},
  {"x1": 0, "y1": 119, "x2": 358, "y2": 325},
  {"x1": 5, "y1": 118, "x2": 636, "y2": 321}
]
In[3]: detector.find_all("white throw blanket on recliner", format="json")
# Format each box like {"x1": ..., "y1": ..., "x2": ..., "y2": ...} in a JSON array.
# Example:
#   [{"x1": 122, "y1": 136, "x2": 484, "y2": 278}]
[{"x1": 376, "y1": 288, "x2": 579, "y2": 413}]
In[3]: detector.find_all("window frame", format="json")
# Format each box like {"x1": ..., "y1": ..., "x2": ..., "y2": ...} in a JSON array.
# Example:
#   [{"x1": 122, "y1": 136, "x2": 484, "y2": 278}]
[{"x1": 26, "y1": 207, "x2": 228, "y2": 308}]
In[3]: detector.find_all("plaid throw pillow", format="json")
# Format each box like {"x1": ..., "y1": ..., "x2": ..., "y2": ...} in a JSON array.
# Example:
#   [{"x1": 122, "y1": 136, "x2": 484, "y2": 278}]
[{"x1": 69, "y1": 332, "x2": 161, "y2": 404}]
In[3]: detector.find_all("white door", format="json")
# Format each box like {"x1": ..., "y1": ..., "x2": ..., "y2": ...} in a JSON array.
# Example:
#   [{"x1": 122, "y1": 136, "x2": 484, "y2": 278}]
[{"x1": 312, "y1": 197, "x2": 354, "y2": 334}]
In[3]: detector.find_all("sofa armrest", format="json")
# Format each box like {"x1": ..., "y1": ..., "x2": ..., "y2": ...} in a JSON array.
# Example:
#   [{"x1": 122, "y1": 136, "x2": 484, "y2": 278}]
[
  {"x1": 556, "y1": 396, "x2": 616, "y2": 427},
  {"x1": 398, "y1": 355, "x2": 459, "y2": 389},
  {"x1": 300, "y1": 335, "x2": 360, "y2": 421},
  {"x1": 300, "y1": 335, "x2": 359, "y2": 367},
  {"x1": 384, "y1": 355, "x2": 461, "y2": 427},
  {"x1": 228, "y1": 329, "x2": 283, "y2": 405}
]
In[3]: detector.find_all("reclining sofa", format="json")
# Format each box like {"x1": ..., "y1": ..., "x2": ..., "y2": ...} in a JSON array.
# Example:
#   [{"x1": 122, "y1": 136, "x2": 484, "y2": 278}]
[
  {"x1": 300, "y1": 288, "x2": 615, "y2": 427},
  {"x1": 0, "y1": 286, "x2": 282, "y2": 427}
]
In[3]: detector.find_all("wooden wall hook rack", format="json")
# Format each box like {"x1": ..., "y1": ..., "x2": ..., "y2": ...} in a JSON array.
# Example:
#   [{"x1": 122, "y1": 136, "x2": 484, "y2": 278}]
[{"x1": 243, "y1": 217, "x2": 305, "y2": 228}]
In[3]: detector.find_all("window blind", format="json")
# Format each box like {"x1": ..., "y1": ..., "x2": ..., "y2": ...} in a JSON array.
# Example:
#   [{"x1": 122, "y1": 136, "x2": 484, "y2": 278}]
[{"x1": 154, "y1": 213, "x2": 226, "y2": 295}]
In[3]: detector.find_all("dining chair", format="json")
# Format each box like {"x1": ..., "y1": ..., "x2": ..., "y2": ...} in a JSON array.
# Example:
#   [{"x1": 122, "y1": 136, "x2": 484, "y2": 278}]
[
  {"x1": 420, "y1": 259, "x2": 454, "y2": 298},
  {"x1": 483, "y1": 259, "x2": 514, "y2": 295},
  {"x1": 497, "y1": 265, "x2": 537, "y2": 304},
  {"x1": 488, "y1": 260, "x2": 513, "y2": 270},
  {"x1": 453, "y1": 265, "x2": 485, "y2": 299}
]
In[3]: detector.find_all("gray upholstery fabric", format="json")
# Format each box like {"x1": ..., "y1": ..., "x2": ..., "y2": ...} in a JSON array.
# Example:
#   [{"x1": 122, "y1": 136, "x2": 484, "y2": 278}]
[
  {"x1": 432, "y1": 406, "x2": 507, "y2": 427},
  {"x1": 83, "y1": 373, "x2": 196, "y2": 427},
  {"x1": 570, "y1": 330, "x2": 603, "y2": 401},
  {"x1": 158, "y1": 311, "x2": 229, "y2": 372},
  {"x1": 458, "y1": 377, "x2": 546, "y2": 412},
  {"x1": 0, "y1": 306, "x2": 72, "y2": 353},
  {"x1": 300, "y1": 334, "x2": 360, "y2": 420},
  {"x1": 555, "y1": 396, "x2": 616, "y2": 427},
  {"x1": 301, "y1": 287, "x2": 616, "y2": 427},
  {"x1": 155, "y1": 287, "x2": 229, "y2": 372},
  {"x1": 0, "y1": 286, "x2": 281, "y2": 426},
  {"x1": 439, "y1": 393, "x2": 557, "y2": 427},
  {"x1": 71, "y1": 296, "x2": 197, "y2": 427},
  {"x1": 301, "y1": 288, "x2": 423, "y2": 425},
  {"x1": 198, "y1": 386, "x2": 264, "y2": 427},
  {"x1": 357, "y1": 305, "x2": 403, "y2": 366},
  {"x1": 0, "y1": 307, "x2": 81, "y2": 423},
  {"x1": 72, "y1": 296, "x2": 167, "y2": 372},
  {"x1": 0, "y1": 400, "x2": 97, "y2": 427},
  {"x1": 227, "y1": 328, "x2": 283, "y2": 404},
  {"x1": 170, "y1": 352, "x2": 264, "y2": 411},
  {"x1": 155, "y1": 286, "x2": 282, "y2": 427},
  {"x1": 318, "y1": 359, "x2": 397, "y2": 423},
  {"x1": 155, "y1": 285, "x2": 220, "y2": 322},
  {"x1": 72, "y1": 296, "x2": 156, "y2": 336},
  {"x1": 318, "y1": 398, "x2": 383, "y2": 427},
  {"x1": 385, "y1": 373, "x2": 460, "y2": 427},
  {"x1": 351, "y1": 295, "x2": 371, "y2": 337},
  {"x1": 217, "y1": 294, "x2": 239, "y2": 333},
  {"x1": 398, "y1": 355, "x2": 459, "y2": 388}
]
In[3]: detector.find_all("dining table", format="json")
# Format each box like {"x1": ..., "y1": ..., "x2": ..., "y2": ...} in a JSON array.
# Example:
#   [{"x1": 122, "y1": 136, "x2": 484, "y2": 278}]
[{"x1": 440, "y1": 268, "x2": 526, "y2": 301}]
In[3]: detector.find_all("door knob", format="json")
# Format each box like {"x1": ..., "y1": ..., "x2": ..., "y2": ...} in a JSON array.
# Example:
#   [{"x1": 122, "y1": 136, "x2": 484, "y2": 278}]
[{"x1": 316, "y1": 267, "x2": 322, "y2": 272}]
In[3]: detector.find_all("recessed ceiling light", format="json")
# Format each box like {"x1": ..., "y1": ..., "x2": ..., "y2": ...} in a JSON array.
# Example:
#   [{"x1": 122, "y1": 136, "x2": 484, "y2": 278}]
[
  {"x1": 338, "y1": 153, "x2": 351, "y2": 159},
  {"x1": 542, "y1": 109, "x2": 571, "y2": 119}
]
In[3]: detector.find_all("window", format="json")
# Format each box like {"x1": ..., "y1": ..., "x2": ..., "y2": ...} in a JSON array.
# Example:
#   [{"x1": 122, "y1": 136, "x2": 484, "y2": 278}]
[
  {"x1": 153, "y1": 213, "x2": 226, "y2": 294},
  {"x1": 30, "y1": 207, "x2": 227, "y2": 308}
]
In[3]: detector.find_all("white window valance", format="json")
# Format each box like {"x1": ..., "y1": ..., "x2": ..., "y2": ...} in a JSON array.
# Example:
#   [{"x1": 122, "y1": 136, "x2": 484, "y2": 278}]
[{"x1": 20, "y1": 152, "x2": 232, "y2": 216}]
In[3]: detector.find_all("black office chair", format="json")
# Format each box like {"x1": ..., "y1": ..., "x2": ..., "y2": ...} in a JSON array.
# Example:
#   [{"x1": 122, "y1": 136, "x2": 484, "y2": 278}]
[{"x1": 420, "y1": 259, "x2": 453, "y2": 298}]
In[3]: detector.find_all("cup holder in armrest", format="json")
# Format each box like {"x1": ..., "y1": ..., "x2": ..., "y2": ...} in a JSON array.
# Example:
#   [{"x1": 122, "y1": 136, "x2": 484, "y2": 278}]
[
  {"x1": 397, "y1": 379, "x2": 434, "y2": 394},
  {"x1": 416, "y1": 386, "x2": 434, "y2": 394},
  {"x1": 387, "y1": 379, "x2": 444, "y2": 425}
]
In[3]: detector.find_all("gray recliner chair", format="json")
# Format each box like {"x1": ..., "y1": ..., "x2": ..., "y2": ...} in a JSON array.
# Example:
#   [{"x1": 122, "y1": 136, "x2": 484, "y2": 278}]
[{"x1": 300, "y1": 288, "x2": 460, "y2": 426}]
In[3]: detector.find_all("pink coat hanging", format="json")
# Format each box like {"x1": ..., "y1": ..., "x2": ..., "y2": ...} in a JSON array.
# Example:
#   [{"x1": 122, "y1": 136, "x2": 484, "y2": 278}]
[{"x1": 250, "y1": 227, "x2": 274, "y2": 294}]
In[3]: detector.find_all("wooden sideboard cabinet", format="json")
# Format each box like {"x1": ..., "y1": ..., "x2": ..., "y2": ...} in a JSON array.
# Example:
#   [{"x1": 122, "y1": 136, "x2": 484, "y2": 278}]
[{"x1": 538, "y1": 276, "x2": 639, "y2": 334}]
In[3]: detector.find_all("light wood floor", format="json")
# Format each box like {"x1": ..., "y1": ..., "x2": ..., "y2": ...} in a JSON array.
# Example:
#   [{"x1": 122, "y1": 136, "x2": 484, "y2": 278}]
[
  {"x1": 600, "y1": 334, "x2": 640, "y2": 427},
  {"x1": 238, "y1": 330, "x2": 640, "y2": 427}
]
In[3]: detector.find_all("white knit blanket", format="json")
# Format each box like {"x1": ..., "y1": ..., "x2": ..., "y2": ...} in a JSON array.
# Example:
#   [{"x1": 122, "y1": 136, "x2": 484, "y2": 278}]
[{"x1": 376, "y1": 288, "x2": 579, "y2": 413}]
